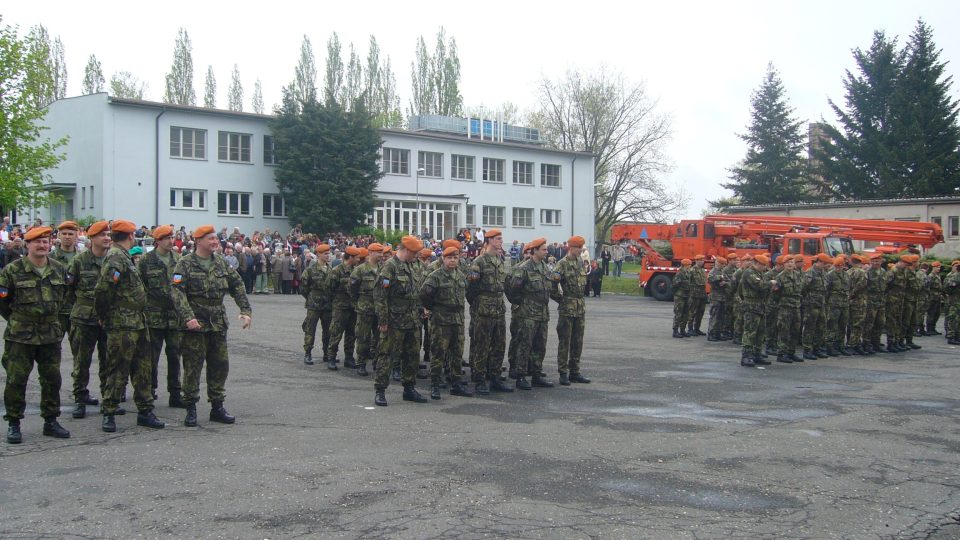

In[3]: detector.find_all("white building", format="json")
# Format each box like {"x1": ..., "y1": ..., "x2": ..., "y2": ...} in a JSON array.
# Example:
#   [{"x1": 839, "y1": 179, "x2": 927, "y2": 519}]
[{"x1": 36, "y1": 94, "x2": 595, "y2": 246}]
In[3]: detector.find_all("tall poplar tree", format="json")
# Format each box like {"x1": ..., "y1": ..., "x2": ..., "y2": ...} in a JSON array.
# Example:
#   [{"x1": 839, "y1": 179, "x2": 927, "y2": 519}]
[
  {"x1": 290, "y1": 35, "x2": 317, "y2": 110},
  {"x1": 252, "y1": 79, "x2": 264, "y2": 114},
  {"x1": 228, "y1": 64, "x2": 243, "y2": 111},
  {"x1": 110, "y1": 71, "x2": 146, "y2": 99},
  {"x1": 409, "y1": 36, "x2": 433, "y2": 116},
  {"x1": 82, "y1": 54, "x2": 104, "y2": 94},
  {"x1": 323, "y1": 32, "x2": 343, "y2": 106},
  {"x1": 204, "y1": 65, "x2": 216, "y2": 108},
  {"x1": 164, "y1": 27, "x2": 196, "y2": 105}
]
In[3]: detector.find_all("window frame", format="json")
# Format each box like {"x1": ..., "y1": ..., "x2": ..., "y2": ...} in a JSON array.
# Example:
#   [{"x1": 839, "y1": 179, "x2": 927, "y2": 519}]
[
  {"x1": 417, "y1": 151, "x2": 443, "y2": 178},
  {"x1": 540, "y1": 163, "x2": 561, "y2": 188},
  {"x1": 217, "y1": 131, "x2": 252, "y2": 163},
  {"x1": 451, "y1": 154, "x2": 475, "y2": 181},
  {"x1": 170, "y1": 126, "x2": 207, "y2": 160},
  {"x1": 263, "y1": 135, "x2": 279, "y2": 166},
  {"x1": 170, "y1": 188, "x2": 208, "y2": 210},
  {"x1": 482, "y1": 205, "x2": 505, "y2": 227},
  {"x1": 217, "y1": 190, "x2": 252, "y2": 216},
  {"x1": 949, "y1": 216, "x2": 960, "y2": 238},
  {"x1": 262, "y1": 193, "x2": 288, "y2": 218},
  {"x1": 540, "y1": 209, "x2": 561, "y2": 226},
  {"x1": 465, "y1": 204, "x2": 476, "y2": 227},
  {"x1": 512, "y1": 160, "x2": 534, "y2": 186},
  {"x1": 482, "y1": 158, "x2": 505, "y2": 183},
  {"x1": 512, "y1": 207, "x2": 534, "y2": 228},
  {"x1": 382, "y1": 147, "x2": 410, "y2": 176}
]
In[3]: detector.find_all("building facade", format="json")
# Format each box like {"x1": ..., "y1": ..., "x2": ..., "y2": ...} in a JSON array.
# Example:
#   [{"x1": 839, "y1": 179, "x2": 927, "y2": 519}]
[{"x1": 37, "y1": 94, "x2": 595, "y2": 247}]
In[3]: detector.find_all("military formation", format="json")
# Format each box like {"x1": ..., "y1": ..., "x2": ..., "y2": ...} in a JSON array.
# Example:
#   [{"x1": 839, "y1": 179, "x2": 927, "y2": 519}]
[
  {"x1": 673, "y1": 251, "x2": 960, "y2": 367},
  {"x1": 2, "y1": 221, "x2": 252, "y2": 444},
  {"x1": 300, "y1": 232, "x2": 593, "y2": 407}
]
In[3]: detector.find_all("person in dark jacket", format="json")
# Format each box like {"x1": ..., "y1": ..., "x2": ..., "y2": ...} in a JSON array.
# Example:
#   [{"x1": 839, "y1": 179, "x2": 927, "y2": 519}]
[
  {"x1": 588, "y1": 261, "x2": 603, "y2": 297},
  {"x1": 600, "y1": 247, "x2": 612, "y2": 276}
]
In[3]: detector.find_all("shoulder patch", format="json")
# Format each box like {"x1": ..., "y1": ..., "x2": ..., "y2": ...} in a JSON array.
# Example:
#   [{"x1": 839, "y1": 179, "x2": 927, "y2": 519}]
[
  {"x1": 173, "y1": 273, "x2": 183, "y2": 284},
  {"x1": 0, "y1": 287, "x2": 7, "y2": 298},
  {"x1": 112, "y1": 270, "x2": 121, "y2": 283},
  {"x1": 381, "y1": 278, "x2": 391, "y2": 289}
]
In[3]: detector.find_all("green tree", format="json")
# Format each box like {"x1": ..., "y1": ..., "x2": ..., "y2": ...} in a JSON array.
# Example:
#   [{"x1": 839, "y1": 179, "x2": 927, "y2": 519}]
[
  {"x1": 203, "y1": 65, "x2": 216, "y2": 108},
  {"x1": 409, "y1": 36, "x2": 433, "y2": 116},
  {"x1": 24, "y1": 25, "x2": 55, "y2": 108},
  {"x1": 290, "y1": 35, "x2": 317, "y2": 111},
  {"x1": 344, "y1": 43, "x2": 362, "y2": 109},
  {"x1": 164, "y1": 27, "x2": 196, "y2": 105},
  {"x1": 723, "y1": 63, "x2": 813, "y2": 205},
  {"x1": 82, "y1": 54, "x2": 104, "y2": 94},
  {"x1": 228, "y1": 64, "x2": 243, "y2": 111},
  {"x1": 323, "y1": 33, "x2": 343, "y2": 106},
  {"x1": 270, "y1": 94, "x2": 383, "y2": 233},
  {"x1": 109, "y1": 71, "x2": 146, "y2": 99},
  {"x1": 432, "y1": 27, "x2": 462, "y2": 116},
  {"x1": 251, "y1": 78, "x2": 264, "y2": 114},
  {"x1": 51, "y1": 36, "x2": 66, "y2": 100},
  {"x1": 0, "y1": 20, "x2": 67, "y2": 212},
  {"x1": 364, "y1": 36, "x2": 402, "y2": 128}
]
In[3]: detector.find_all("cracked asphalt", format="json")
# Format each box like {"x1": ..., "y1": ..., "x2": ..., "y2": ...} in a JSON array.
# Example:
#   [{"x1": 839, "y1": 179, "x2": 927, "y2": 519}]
[{"x1": 2, "y1": 294, "x2": 960, "y2": 539}]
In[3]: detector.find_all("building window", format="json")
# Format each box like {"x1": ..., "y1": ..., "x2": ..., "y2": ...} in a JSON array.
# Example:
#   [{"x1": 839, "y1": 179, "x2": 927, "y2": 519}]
[
  {"x1": 513, "y1": 161, "x2": 533, "y2": 185},
  {"x1": 418, "y1": 151, "x2": 443, "y2": 178},
  {"x1": 466, "y1": 204, "x2": 476, "y2": 227},
  {"x1": 483, "y1": 158, "x2": 505, "y2": 183},
  {"x1": 218, "y1": 131, "x2": 252, "y2": 163},
  {"x1": 81, "y1": 187, "x2": 86, "y2": 210},
  {"x1": 382, "y1": 147, "x2": 409, "y2": 175},
  {"x1": 451, "y1": 154, "x2": 475, "y2": 181},
  {"x1": 218, "y1": 191, "x2": 251, "y2": 216},
  {"x1": 170, "y1": 126, "x2": 207, "y2": 159},
  {"x1": 263, "y1": 135, "x2": 279, "y2": 165},
  {"x1": 263, "y1": 194, "x2": 288, "y2": 217},
  {"x1": 512, "y1": 207, "x2": 533, "y2": 228},
  {"x1": 170, "y1": 188, "x2": 207, "y2": 209},
  {"x1": 482, "y1": 205, "x2": 504, "y2": 226},
  {"x1": 541, "y1": 209, "x2": 561, "y2": 225},
  {"x1": 949, "y1": 216, "x2": 960, "y2": 237},
  {"x1": 541, "y1": 164, "x2": 561, "y2": 187}
]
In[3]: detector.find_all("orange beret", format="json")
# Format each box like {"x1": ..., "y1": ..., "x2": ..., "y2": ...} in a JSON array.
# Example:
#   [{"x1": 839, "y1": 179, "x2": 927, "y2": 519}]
[
  {"x1": 680, "y1": 259, "x2": 692, "y2": 266},
  {"x1": 358, "y1": 248, "x2": 369, "y2": 258},
  {"x1": 727, "y1": 253, "x2": 739, "y2": 260},
  {"x1": 900, "y1": 254, "x2": 916, "y2": 264},
  {"x1": 868, "y1": 252, "x2": 883, "y2": 260},
  {"x1": 345, "y1": 246, "x2": 361, "y2": 257},
  {"x1": 24, "y1": 226, "x2": 52, "y2": 241},
  {"x1": 383, "y1": 248, "x2": 393, "y2": 256},
  {"x1": 442, "y1": 246, "x2": 460, "y2": 257},
  {"x1": 442, "y1": 239, "x2": 461, "y2": 250},
  {"x1": 401, "y1": 235, "x2": 422, "y2": 252},
  {"x1": 111, "y1": 219, "x2": 136, "y2": 234},
  {"x1": 367, "y1": 243, "x2": 384, "y2": 253},
  {"x1": 152, "y1": 225, "x2": 174, "y2": 240},
  {"x1": 755, "y1": 255, "x2": 770, "y2": 265},
  {"x1": 793, "y1": 254, "x2": 805, "y2": 262},
  {"x1": 568, "y1": 236, "x2": 586, "y2": 248},
  {"x1": 484, "y1": 228, "x2": 502, "y2": 239},
  {"x1": 86, "y1": 221, "x2": 109, "y2": 237},
  {"x1": 741, "y1": 254, "x2": 754, "y2": 261},
  {"x1": 419, "y1": 248, "x2": 433, "y2": 258},
  {"x1": 833, "y1": 256, "x2": 845, "y2": 265},
  {"x1": 775, "y1": 255, "x2": 787, "y2": 265},
  {"x1": 816, "y1": 253, "x2": 832, "y2": 263},
  {"x1": 694, "y1": 254, "x2": 705, "y2": 260},
  {"x1": 716, "y1": 257, "x2": 727, "y2": 264},
  {"x1": 315, "y1": 244, "x2": 331, "y2": 254},
  {"x1": 57, "y1": 221, "x2": 79, "y2": 231},
  {"x1": 525, "y1": 237, "x2": 546, "y2": 251},
  {"x1": 931, "y1": 261, "x2": 941, "y2": 267},
  {"x1": 192, "y1": 224, "x2": 215, "y2": 239}
]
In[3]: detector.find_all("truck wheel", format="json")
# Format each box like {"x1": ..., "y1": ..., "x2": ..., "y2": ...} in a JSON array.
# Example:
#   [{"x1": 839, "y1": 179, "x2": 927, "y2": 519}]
[{"x1": 648, "y1": 273, "x2": 674, "y2": 301}]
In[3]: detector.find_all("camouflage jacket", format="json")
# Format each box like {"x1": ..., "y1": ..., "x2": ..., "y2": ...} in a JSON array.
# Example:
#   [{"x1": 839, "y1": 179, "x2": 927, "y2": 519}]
[
  {"x1": 467, "y1": 252, "x2": 506, "y2": 318},
  {"x1": 689, "y1": 266, "x2": 707, "y2": 299},
  {"x1": 672, "y1": 267, "x2": 691, "y2": 298},
  {"x1": 375, "y1": 256, "x2": 420, "y2": 330},
  {"x1": 774, "y1": 268, "x2": 803, "y2": 308},
  {"x1": 723, "y1": 264, "x2": 739, "y2": 301},
  {"x1": 929, "y1": 271, "x2": 942, "y2": 296},
  {"x1": 866, "y1": 266, "x2": 886, "y2": 305},
  {"x1": 94, "y1": 245, "x2": 147, "y2": 331},
  {"x1": 551, "y1": 255, "x2": 586, "y2": 318},
  {"x1": 739, "y1": 266, "x2": 769, "y2": 307},
  {"x1": 848, "y1": 267, "x2": 868, "y2": 301},
  {"x1": 707, "y1": 265, "x2": 728, "y2": 302},
  {"x1": 420, "y1": 265, "x2": 467, "y2": 326},
  {"x1": 327, "y1": 261, "x2": 356, "y2": 310},
  {"x1": 904, "y1": 269, "x2": 923, "y2": 300},
  {"x1": 884, "y1": 266, "x2": 907, "y2": 299},
  {"x1": 349, "y1": 261, "x2": 380, "y2": 314},
  {"x1": 825, "y1": 268, "x2": 850, "y2": 306},
  {"x1": 763, "y1": 267, "x2": 781, "y2": 306},
  {"x1": 49, "y1": 248, "x2": 78, "y2": 317},
  {"x1": 507, "y1": 258, "x2": 553, "y2": 322},
  {"x1": 943, "y1": 270, "x2": 960, "y2": 300},
  {"x1": 138, "y1": 248, "x2": 181, "y2": 330},
  {"x1": 0, "y1": 257, "x2": 67, "y2": 344},
  {"x1": 67, "y1": 249, "x2": 107, "y2": 326},
  {"x1": 300, "y1": 261, "x2": 331, "y2": 312},
  {"x1": 171, "y1": 253, "x2": 252, "y2": 333},
  {"x1": 801, "y1": 267, "x2": 827, "y2": 305}
]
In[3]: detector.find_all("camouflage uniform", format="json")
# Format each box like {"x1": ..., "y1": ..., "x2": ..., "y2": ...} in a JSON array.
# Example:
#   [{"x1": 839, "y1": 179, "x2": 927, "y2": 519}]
[
  {"x1": 801, "y1": 265, "x2": 827, "y2": 355},
  {"x1": 1, "y1": 257, "x2": 67, "y2": 422},
  {"x1": 864, "y1": 264, "x2": 886, "y2": 350},
  {"x1": 94, "y1": 245, "x2": 154, "y2": 415},
  {"x1": 686, "y1": 265, "x2": 707, "y2": 335},
  {"x1": 171, "y1": 253, "x2": 252, "y2": 406},
  {"x1": 350, "y1": 260, "x2": 381, "y2": 371},
  {"x1": 671, "y1": 266, "x2": 691, "y2": 335},
  {"x1": 722, "y1": 263, "x2": 739, "y2": 336},
  {"x1": 925, "y1": 269, "x2": 943, "y2": 334},
  {"x1": 138, "y1": 248, "x2": 182, "y2": 397},
  {"x1": 467, "y1": 252, "x2": 507, "y2": 383},
  {"x1": 506, "y1": 258, "x2": 552, "y2": 379},
  {"x1": 847, "y1": 265, "x2": 868, "y2": 351},
  {"x1": 552, "y1": 256, "x2": 587, "y2": 376},
  {"x1": 300, "y1": 260, "x2": 332, "y2": 358},
  {"x1": 50, "y1": 247, "x2": 77, "y2": 335},
  {"x1": 732, "y1": 265, "x2": 745, "y2": 342},
  {"x1": 66, "y1": 250, "x2": 108, "y2": 402},
  {"x1": 825, "y1": 267, "x2": 851, "y2": 352},
  {"x1": 415, "y1": 261, "x2": 430, "y2": 369},
  {"x1": 915, "y1": 270, "x2": 930, "y2": 334},
  {"x1": 374, "y1": 256, "x2": 421, "y2": 390},
  {"x1": 884, "y1": 266, "x2": 907, "y2": 347},
  {"x1": 707, "y1": 264, "x2": 728, "y2": 339},
  {"x1": 326, "y1": 261, "x2": 357, "y2": 364},
  {"x1": 739, "y1": 265, "x2": 769, "y2": 359},
  {"x1": 902, "y1": 267, "x2": 921, "y2": 347},
  {"x1": 943, "y1": 268, "x2": 960, "y2": 341},
  {"x1": 774, "y1": 267, "x2": 803, "y2": 358},
  {"x1": 762, "y1": 265, "x2": 782, "y2": 352},
  {"x1": 420, "y1": 264, "x2": 467, "y2": 385}
]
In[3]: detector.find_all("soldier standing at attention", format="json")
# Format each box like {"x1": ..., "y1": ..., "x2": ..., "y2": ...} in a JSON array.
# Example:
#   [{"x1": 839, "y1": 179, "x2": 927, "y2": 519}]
[
  {"x1": 721, "y1": 254, "x2": 739, "y2": 340},
  {"x1": 505, "y1": 250, "x2": 531, "y2": 381},
  {"x1": 825, "y1": 256, "x2": 852, "y2": 356},
  {"x1": 420, "y1": 245, "x2": 473, "y2": 400},
  {"x1": 763, "y1": 256, "x2": 785, "y2": 356},
  {"x1": 300, "y1": 244, "x2": 332, "y2": 365},
  {"x1": 171, "y1": 225, "x2": 252, "y2": 427},
  {"x1": 50, "y1": 220, "x2": 80, "y2": 335},
  {"x1": 2, "y1": 226, "x2": 71, "y2": 444},
  {"x1": 915, "y1": 263, "x2": 931, "y2": 336},
  {"x1": 138, "y1": 225, "x2": 184, "y2": 408},
  {"x1": 325, "y1": 246, "x2": 361, "y2": 370},
  {"x1": 415, "y1": 247, "x2": 434, "y2": 380},
  {"x1": 551, "y1": 235, "x2": 591, "y2": 386},
  {"x1": 706, "y1": 257, "x2": 728, "y2": 341},
  {"x1": 847, "y1": 255, "x2": 869, "y2": 355},
  {"x1": 943, "y1": 260, "x2": 960, "y2": 345},
  {"x1": 93, "y1": 220, "x2": 164, "y2": 432},
  {"x1": 506, "y1": 237, "x2": 555, "y2": 390},
  {"x1": 671, "y1": 259, "x2": 692, "y2": 338},
  {"x1": 884, "y1": 256, "x2": 908, "y2": 352},
  {"x1": 66, "y1": 221, "x2": 111, "y2": 418},
  {"x1": 925, "y1": 261, "x2": 943, "y2": 335},
  {"x1": 373, "y1": 235, "x2": 429, "y2": 406},
  {"x1": 863, "y1": 254, "x2": 887, "y2": 354},
  {"x1": 686, "y1": 255, "x2": 708, "y2": 337},
  {"x1": 772, "y1": 255, "x2": 804, "y2": 363},
  {"x1": 467, "y1": 229, "x2": 513, "y2": 395},
  {"x1": 901, "y1": 254, "x2": 922, "y2": 350},
  {"x1": 739, "y1": 254, "x2": 771, "y2": 367},
  {"x1": 350, "y1": 243, "x2": 383, "y2": 377},
  {"x1": 801, "y1": 253, "x2": 831, "y2": 360},
  {"x1": 732, "y1": 257, "x2": 747, "y2": 345}
]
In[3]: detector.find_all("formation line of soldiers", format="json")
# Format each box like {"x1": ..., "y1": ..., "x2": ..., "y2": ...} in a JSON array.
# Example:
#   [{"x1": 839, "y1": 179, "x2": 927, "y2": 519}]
[
  {"x1": 3, "y1": 221, "x2": 251, "y2": 444},
  {"x1": 300, "y1": 231, "x2": 592, "y2": 406},
  {"x1": 672, "y1": 251, "x2": 960, "y2": 367}
]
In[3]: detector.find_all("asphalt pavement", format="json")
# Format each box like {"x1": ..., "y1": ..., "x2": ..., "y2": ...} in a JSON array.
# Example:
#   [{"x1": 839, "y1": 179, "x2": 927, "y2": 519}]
[{"x1": 1, "y1": 294, "x2": 959, "y2": 539}]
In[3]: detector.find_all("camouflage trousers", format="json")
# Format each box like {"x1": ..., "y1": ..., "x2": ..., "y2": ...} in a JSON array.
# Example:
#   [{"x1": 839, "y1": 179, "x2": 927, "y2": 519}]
[
  {"x1": 514, "y1": 317, "x2": 548, "y2": 378},
  {"x1": 740, "y1": 302, "x2": 764, "y2": 354},
  {"x1": 148, "y1": 327, "x2": 181, "y2": 394},
  {"x1": 916, "y1": 296, "x2": 929, "y2": 329},
  {"x1": 59, "y1": 314, "x2": 71, "y2": 339},
  {"x1": 764, "y1": 301, "x2": 779, "y2": 349},
  {"x1": 374, "y1": 326, "x2": 420, "y2": 390},
  {"x1": 467, "y1": 304, "x2": 478, "y2": 374},
  {"x1": 886, "y1": 297, "x2": 904, "y2": 341},
  {"x1": 686, "y1": 295, "x2": 706, "y2": 331},
  {"x1": 102, "y1": 329, "x2": 154, "y2": 415},
  {"x1": 848, "y1": 298, "x2": 867, "y2": 348},
  {"x1": 326, "y1": 306, "x2": 356, "y2": 361},
  {"x1": 925, "y1": 298, "x2": 942, "y2": 332},
  {"x1": 733, "y1": 297, "x2": 744, "y2": 339},
  {"x1": 723, "y1": 297, "x2": 736, "y2": 334},
  {"x1": 672, "y1": 295, "x2": 689, "y2": 330},
  {"x1": 354, "y1": 311, "x2": 380, "y2": 368},
  {"x1": 864, "y1": 303, "x2": 885, "y2": 345},
  {"x1": 826, "y1": 303, "x2": 850, "y2": 347},
  {"x1": 421, "y1": 318, "x2": 431, "y2": 364},
  {"x1": 556, "y1": 315, "x2": 585, "y2": 375},
  {"x1": 430, "y1": 323, "x2": 464, "y2": 385},
  {"x1": 471, "y1": 315, "x2": 505, "y2": 382},
  {"x1": 68, "y1": 322, "x2": 107, "y2": 401},
  {"x1": 946, "y1": 300, "x2": 960, "y2": 339},
  {"x1": 2, "y1": 341, "x2": 62, "y2": 421},
  {"x1": 181, "y1": 330, "x2": 230, "y2": 406},
  {"x1": 302, "y1": 308, "x2": 332, "y2": 355},
  {"x1": 801, "y1": 302, "x2": 826, "y2": 350},
  {"x1": 507, "y1": 313, "x2": 520, "y2": 373},
  {"x1": 900, "y1": 298, "x2": 916, "y2": 341},
  {"x1": 777, "y1": 304, "x2": 801, "y2": 356},
  {"x1": 708, "y1": 299, "x2": 726, "y2": 336}
]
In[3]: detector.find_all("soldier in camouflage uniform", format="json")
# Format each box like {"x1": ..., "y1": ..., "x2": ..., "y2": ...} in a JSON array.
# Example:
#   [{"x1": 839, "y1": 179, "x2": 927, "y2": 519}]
[
  {"x1": 300, "y1": 244, "x2": 332, "y2": 365},
  {"x1": 943, "y1": 260, "x2": 960, "y2": 344},
  {"x1": 65, "y1": 220, "x2": 111, "y2": 418},
  {"x1": 350, "y1": 243, "x2": 384, "y2": 376},
  {"x1": 863, "y1": 254, "x2": 886, "y2": 354},
  {"x1": 707, "y1": 257, "x2": 728, "y2": 341},
  {"x1": 671, "y1": 259, "x2": 692, "y2": 338},
  {"x1": 551, "y1": 235, "x2": 592, "y2": 386},
  {"x1": 505, "y1": 251, "x2": 531, "y2": 381},
  {"x1": 171, "y1": 225, "x2": 252, "y2": 427},
  {"x1": 925, "y1": 261, "x2": 943, "y2": 335},
  {"x1": 50, "y1": 220, "x2": 80, "y2": 335},
  {"x1": 901, "y1": 255, "x2": 922, "y2": 350},
  {"x1": 801, "y1": 253, "x2": 830, "y2": 359},
  {"x1": 915, "y1": 263, "x2": 930, "y2": 336},
  {"x1": 325, "y1": 246, "x2": 361, "y2": 370},
  {"x1": 373, "y1": 236, "x2": 429, "y2": 406},
  {"x1": 762, "y1": 256, "x2": 785, "y2": 355},
  {"x1": 420, "y1": 246, "x2": 473, "y2": 399},
  {"x1": 416, "y1": 248, "x2": 433, "y2": 380},
  {"x1": 686, "y1": 255, "x2": 708, "y2": 337},
  {"x1": 825, "y1": 256, "x2": 852, "y2": 356},
  {"x1": 506, "y1": 237, "x2": 556, "y2": 390},
  {"x1": 739, "y1": 255, "x2": 771, "y2": 367},
  {"x1": 468, "y1": 230, "x2": 514, "y2": 395},
  {"x1": 773, "y1": 255, "x2": 804, "y2": 363},
  {"x1": 884, "y1": 257, "x2": 908, "y2": 352},
  {"x1": 847, "y1": 255, "x2": 869, "y2": 355},
  {"x1": 93, "y1": 220, "x2": 164, "y2": 433},
  {"x1": 721, "y1": 254, "x2": 739, "y2": 340},
  {"x1": 732, "y1": 258, "x2": 746, "y2": 345},
  {"x1": 138, "y1": 225, "x2": 184, "y2": 408},
  {"x1": 2, "y1": 227, "x2": 71, "y2": 444}
]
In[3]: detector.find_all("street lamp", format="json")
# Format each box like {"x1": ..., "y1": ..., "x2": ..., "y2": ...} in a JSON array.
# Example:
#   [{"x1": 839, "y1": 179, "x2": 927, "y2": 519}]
[{"x1": 416, "y1": 167, "x2": 425, "y2": 235}]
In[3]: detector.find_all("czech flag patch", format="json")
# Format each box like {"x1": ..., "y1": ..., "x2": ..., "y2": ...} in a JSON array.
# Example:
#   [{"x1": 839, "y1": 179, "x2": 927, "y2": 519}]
[
  {"x1": 172, "y1": 274, "x2": 183, "y2": 284},
  {"x1": 112, "y1": 270, "x2": 121, "y2": 283},
  {"x1": 381, "y1": 278, "x2": 390, "y2": 289},
  {"x1": 0, "y1": 287, "x2": 7, "y2": 298}
]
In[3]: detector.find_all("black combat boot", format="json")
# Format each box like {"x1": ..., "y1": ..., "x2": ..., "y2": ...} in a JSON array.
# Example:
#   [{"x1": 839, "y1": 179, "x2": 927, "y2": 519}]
[
  {"x1": 695, "y1": 328, "x2": 706, "y2": 336},
  {"x1": 672, "y1": 327, "x2": 682, "y2": 338},
  {"x1": 872, "y1": 341, "x2": 884, "y2": 353},
  {"x1": 732, "y1": 336, "x2": 742, "y2": 345},
  {"x1": 344, "y1": 356, "x2": 357, "y2": 369},
  {"x1": 102, "y1": 415, "x2": 116, "y2": 433},
  {"x1": 815, "y1": 347, "x2": 829, "y2": 358},
  {"x1": 474, "y1": 380, "x2": 490, "y2": 395},
  {"x1": 402, "y1": 385, "x2": 428, "y2": 403},
  {"x1": 688, "y1": 325, "x2": 697, "y2": 337},
  {"x1": 80, "y1": 393, "x2": 99, "y2": 406},
  {"x1": 907, "y1": 340, "x2": 921, "y2": 350},
  {"x1": 851, "y1": 345, "x2": 864, "y2": 355},
  {"x1": 374, "y1": 389, "x2": 388, "y2": 406},
  {"x1": 707, "y1": 333, "x2": 718, "y2": 342},
  {"x1": 209, "y1": 402, "x2": 236, "y2": 424},
  {"x1": 357, "y1": 364, "x2": 369, "y2": 377},
  {"x1": 184, "y1": 405, "x2": 198, "y2": 427},
  {"x1": 826, "y1": 344, "x2": 838, "y2": 357},
  {"x1": 754, "y1": 353, "x2": 771, "y2": 366},
  {"x1": 488, "y1": 378, "x2": 513, "y2": 393},
  {"x1": 326, "y1": 357, "x2": 339, "y2": 370},
  {"x1": 679, "y1": 328, "x2": 689, "y2": 338},
  {"x1": 450, "y1": 383, "x2": 473, "y2": 397},
  {"x1": 839, "y1": 345, "x2": 852, "y2": 356},
  {"x1": 740, "y1": 352, "x2": 755, "y2": 367},
  {"x1": 570, "y1": 373, "x2": 591, "y2": 383},
  {"x1": 558, "y1": 373, "x2": 571, "y2": 386},
  {"x1": 790, "y1": 352, "x2": 803, "y2": 362},
  {"x1": 430, "y1": 385, "x2": 442, "y2": 400},
  {"x1": 42, "y1": 418, "x2": 70, "y2": 438},
  {"x1": 303, "y1": 351, "x2": 314, "y2": 365},
  {"x1": 949, "y1": 337, "x2": 960, "y2": 345},
  {"x1": 169, "y1": 392, "x2": 186, "y2": 408},
  {"x1": 803, "y1": 348, "x2": 817, "y2": 360},
  {"x1": 508, "y1": 367, "x2": 518, "y2": 380},
  {"x1": 515, "y1": 376, "x2": 532, "y2": 390},
  {"x1": 136, "y1": 411, "x2": 165, "y2": 429},
  {"x1": 7, "y1": 422, "x2": 22, "y2": 444},
  {"x1": 73, "y1": 402, "x2": 86, "y2": 419},
  {"x1": 765, "y1": 344, "x2": 777, "y2": 356},
  {"x1": 531, "y1": 374, "x2": 554, "y2": 388},
  {"x1": 887, "y1": 341, "x2": 898, "y2": 353},
  {"x1": 776, "y1": 354, "x2": 793, "y2": 363}
]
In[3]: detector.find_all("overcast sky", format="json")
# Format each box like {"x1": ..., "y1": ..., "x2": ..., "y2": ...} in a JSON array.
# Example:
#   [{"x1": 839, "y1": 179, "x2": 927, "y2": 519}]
[{"x1": 4, "y1": 1, "x2": 959, "y2": 219}]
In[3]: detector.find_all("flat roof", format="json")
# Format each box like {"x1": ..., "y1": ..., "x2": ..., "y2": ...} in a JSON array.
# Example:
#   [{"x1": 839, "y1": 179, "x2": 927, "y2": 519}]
[{"x1": 728, "y1": 196, "x2": 960, "y2": 212}]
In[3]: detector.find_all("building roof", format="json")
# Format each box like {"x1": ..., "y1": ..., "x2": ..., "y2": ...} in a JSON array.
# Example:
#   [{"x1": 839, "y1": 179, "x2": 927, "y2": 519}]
[
  {"x1": 728, "y1": 196, "x2": 960, "y2": 212},
  {"x1": 108, "y1": 95, "x2": 273, "y2": 121}
]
